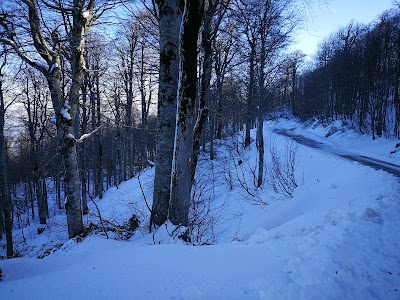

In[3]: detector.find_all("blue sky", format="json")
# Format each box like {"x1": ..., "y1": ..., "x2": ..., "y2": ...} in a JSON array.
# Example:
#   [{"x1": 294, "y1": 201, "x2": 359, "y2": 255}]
[{"x1": 293, "y1": 0, "x2": 396, "y2": 56}]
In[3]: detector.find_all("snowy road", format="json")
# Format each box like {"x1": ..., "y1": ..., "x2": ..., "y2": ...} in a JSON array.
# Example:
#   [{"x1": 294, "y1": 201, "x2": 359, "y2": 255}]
[{"x1": 274, "y1": 128, "x2": 400, "y2": 178}]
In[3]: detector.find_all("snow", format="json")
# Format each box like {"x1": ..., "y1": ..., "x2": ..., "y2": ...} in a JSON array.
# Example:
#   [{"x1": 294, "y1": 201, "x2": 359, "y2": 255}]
[
  {"x1": 60, "y1": 102, "x2": 72, "y2": 121},
  {"x1": 1, "y1": 118, "x2": 400, "y2": 299},
  {"x1": 49, "y1": 115, "x2": 56, "y2": 124},
  {"x1": 82, "y1": 10, "x2": 90, "y2": 19},
  {"x1": 48, "y1": 63, "x2": 58, "y2": 73}
]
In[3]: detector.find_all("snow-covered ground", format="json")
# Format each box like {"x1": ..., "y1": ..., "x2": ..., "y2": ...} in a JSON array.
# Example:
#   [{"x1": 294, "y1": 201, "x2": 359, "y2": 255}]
[{"x1": 1, "y1": 118, "x2": 399, "y2": 299}]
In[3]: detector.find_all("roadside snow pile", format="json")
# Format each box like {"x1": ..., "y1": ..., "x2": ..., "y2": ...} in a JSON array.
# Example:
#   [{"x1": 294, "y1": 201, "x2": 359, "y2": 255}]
[{"x1": 1, "y1": 119, "x2": 400, "y2": 299}]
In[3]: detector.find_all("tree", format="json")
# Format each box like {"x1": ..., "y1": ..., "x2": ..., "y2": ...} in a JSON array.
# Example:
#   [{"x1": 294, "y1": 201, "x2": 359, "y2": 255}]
[
  {"x1": 239, "y1": 0, "x2": 295, "y2": 186},
  {"x1": 0, "y1": 50, "x2": 13, "y2": 258},
  {"x1": 284, "y1": 50, "x2": 305, "y2": 115},
  {"x1": 21, "y1": 70, "x2": 50, "y2": 224},
  {"x1": 296, "y1": 7, "x2": 400, "y2": 140},
  {"x1": 151, "y1": 0, "x2": 184, "y2": 226},
  {"x1": 169, "y1": 0, "x2": 205, "y2": 226},
  {"x1": 194, "y1": 0, "x2": 231, "y2": 161},
  {"x1": 0, "y1": 0, "x2": 103, "y2": 238},
  {"x1": 239, "y1": 1, "x2": 258, "y2": 148}
]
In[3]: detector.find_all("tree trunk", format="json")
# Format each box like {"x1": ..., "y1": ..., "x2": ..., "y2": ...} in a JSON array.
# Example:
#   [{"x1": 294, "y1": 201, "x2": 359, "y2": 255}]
[
  {"x1": 0, "y1": 68, "x2": 13, "y2": 258},
  {"x1": 96, "y1": 69, "x2": 103, "y2": 199},
  {"x1": 80, "y1": 74, "x2": 89, "y2": 214},
  {"x1": 140, "y1": 42, "x2": 148, "y2": 169},
  {"x1": 257, "y1": 21, "x2": 266, "y2": 188},
  {"x1": 151, "y1": 0, "x2": 184, "y2": 226},
  {"x1": 245, "y1": 44, "x2": 256, "y2": 147},
  {"x1": 46, "y1": 63, "x2": 83, "y2": 239},
  {"x1": 215, "y1": 75, "x2": 224, "y2": 140},
  {"x1": 191, "y1": 1, "x2": 213, "y2": 179},
  {"x1": 209, "y1": 103, "x2": 215, "y2": 160},
  {"x1": 124, "y1": 38, "x2": 136, "y2": 179},
  {"x1": 28, "y1": 181, "x2": 35, "y2": 217},
  {"x1": 169, "y1": 0, "x2": 204, "y2": 226},
  {"x1": 113, "y1": 88, "x2": 123, "y2": 186},
  {"x1": 58, "y1": 6, "x2": 91, "y2": 237}
]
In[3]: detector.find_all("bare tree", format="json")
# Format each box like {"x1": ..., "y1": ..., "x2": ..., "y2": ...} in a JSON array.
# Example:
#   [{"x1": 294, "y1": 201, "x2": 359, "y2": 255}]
[
  {"x1": 0, "y1": 0, "x2": 108, "y2": 238},
  {"x1": 151, "y1": 0, "x2": 184, "y2": 226},
  {"x1": 21, "y1": 70, "x2": 50, "y2": 224},
  {"x1": 0, "y1": 50, "x2": 13, "y2": 258}
]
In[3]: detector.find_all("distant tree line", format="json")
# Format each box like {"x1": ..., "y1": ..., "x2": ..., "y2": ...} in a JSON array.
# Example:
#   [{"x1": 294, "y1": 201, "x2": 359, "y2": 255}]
[{"x1": 287, "y1": 5, "x2": 400, "y2": 140}]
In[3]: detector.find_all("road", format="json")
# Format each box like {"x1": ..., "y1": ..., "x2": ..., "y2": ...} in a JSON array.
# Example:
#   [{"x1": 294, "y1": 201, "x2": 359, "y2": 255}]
[{"x1": 273, "y1": 128, "x2": 400, "y2": 178}]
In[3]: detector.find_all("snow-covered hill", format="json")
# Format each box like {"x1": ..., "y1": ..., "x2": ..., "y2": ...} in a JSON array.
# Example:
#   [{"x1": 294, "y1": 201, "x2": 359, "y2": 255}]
[{"x1": 1, "y1": 119, "x2": 399, "y2": 299}]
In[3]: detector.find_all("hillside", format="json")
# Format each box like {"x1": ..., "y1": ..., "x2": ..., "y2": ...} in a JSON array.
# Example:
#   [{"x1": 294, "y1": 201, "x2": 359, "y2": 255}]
[{"x1": 1, "y1": 118, "x2": 399, "y2": 299}]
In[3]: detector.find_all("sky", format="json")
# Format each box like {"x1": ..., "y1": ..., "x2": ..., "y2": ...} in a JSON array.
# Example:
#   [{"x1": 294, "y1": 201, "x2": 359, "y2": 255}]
[{"x1": 293, "y1": 0, "x2": 396, "y2": 57}]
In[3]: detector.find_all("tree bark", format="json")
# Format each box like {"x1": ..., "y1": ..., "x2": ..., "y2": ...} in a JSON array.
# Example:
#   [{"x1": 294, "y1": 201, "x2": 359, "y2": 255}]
[
  {"x1": 169, "y1": 0, "x2": 204, "y2": 226},
  {"x1": 151, "y1": 0, "x2": 184, "y2": 226},
  {"x1": 191, "y1": 0, "x2": 214, "y2": 178}
]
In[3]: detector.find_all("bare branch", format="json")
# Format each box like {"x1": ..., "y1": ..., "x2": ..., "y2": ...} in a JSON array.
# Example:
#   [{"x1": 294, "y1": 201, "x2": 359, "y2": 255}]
[
  {"x1": 76, "y1": 123, "x2": 105, "y2": 143},
  {"x1": 0, "y1": 38, "x2": 48, "y2": 73}
]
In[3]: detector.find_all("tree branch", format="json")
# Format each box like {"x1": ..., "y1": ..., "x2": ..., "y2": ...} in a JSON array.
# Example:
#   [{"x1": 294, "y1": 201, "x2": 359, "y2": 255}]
[
  {"x1": 0, "y1": 38, "x2": 48, "y2": 73},
  {"x1": 76, "y1": 123, "x2": 105, "y2": 143}
]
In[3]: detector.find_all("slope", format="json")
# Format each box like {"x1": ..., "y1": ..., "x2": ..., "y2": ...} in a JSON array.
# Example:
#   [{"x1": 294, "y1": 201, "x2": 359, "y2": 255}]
[{"x1": 0, "y1": 119, "x2": 399, "y2": 299}]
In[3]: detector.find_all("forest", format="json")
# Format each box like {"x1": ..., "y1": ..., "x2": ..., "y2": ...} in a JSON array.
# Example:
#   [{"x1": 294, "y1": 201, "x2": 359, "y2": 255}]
[{"x1": 0, "y1": 0, "x2": 399, "y2": 263}]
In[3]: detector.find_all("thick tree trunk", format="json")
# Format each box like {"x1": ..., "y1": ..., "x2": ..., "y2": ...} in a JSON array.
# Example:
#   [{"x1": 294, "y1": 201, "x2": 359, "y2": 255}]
[
  {"x1": 47, "y1": 65, "x2": 83, "y2": 239},
  {"x1": 191, "y1": 3, "x2": 213, "y2": 178},
  {"x1": 169, "y1": 0, "x2": 204, "y2": 226},
  {"x1": 151, "y1": 0, "x2": 184, "y2": 226}
]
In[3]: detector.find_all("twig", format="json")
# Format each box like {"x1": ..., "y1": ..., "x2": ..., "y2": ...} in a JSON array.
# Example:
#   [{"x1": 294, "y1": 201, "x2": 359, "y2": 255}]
[
  {"x1": 87, "y1": 193, "x2": 109, "y2": 239},
  {"x1": 137, "y1": 174, "x2": 151, "y2": 213}
]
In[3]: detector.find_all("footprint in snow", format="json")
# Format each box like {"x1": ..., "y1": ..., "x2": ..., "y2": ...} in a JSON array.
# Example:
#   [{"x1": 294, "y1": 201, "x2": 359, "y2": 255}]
[{"x1": 362, "y1": 208, "x2": 384, "y2": 225}]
